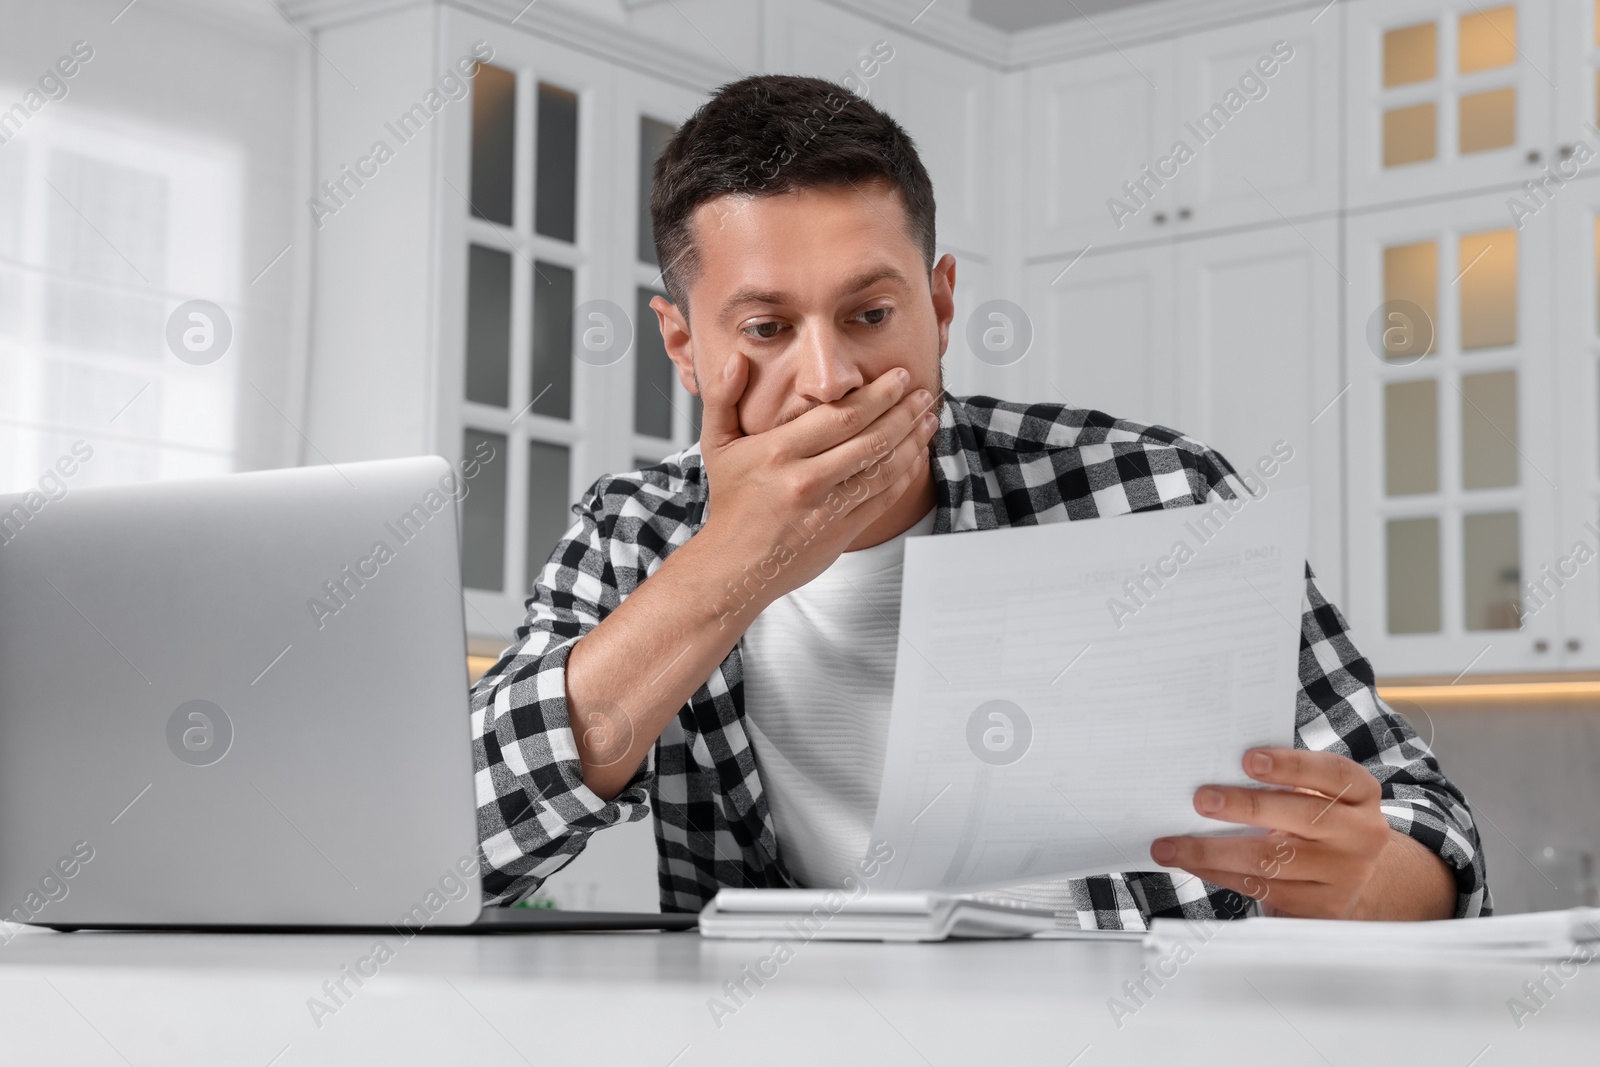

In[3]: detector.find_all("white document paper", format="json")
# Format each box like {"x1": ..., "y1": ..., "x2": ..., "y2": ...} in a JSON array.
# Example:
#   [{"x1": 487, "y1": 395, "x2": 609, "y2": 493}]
[
  {"x1": 869, "y1": 485, "x2": 1310, "y2": 892},
  {"x1": 1146, "y1": 907, "x2": 1600, "y2": 962}
]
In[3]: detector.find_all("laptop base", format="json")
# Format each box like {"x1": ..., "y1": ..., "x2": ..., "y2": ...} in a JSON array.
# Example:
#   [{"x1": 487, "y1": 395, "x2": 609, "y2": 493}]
[{"x1": 40, "y1": 910, "x2": 699, "y2": 935}]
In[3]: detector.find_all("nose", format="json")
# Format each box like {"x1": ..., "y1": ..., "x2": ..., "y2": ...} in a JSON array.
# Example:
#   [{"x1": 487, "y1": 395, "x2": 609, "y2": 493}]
[{"x1": 792, "y1": 321, "x2": 864, "y2": 406}]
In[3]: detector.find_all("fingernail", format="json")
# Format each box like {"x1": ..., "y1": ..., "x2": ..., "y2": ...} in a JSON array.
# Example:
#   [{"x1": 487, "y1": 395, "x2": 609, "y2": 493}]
[
  {"x1": 922, "y1": 412, "x2": 938, "y2": 432},
  {"x1": 912, "y1": 389, "x2": 932, "y2": 407},
  {"x1": 896, "y1": 368, "x2": 911, "y2": 386},
  {"x1": 1196, "y1": 787, "x2": 1223, "y2": 814},
  {"x1": 1151, "y1": 840, "x2": 1176, "y2": 863},
  {"x1": 723, "y1": 355, "x2": 738, "y2": 380},
  {"x1": 1247, "y1": 751, "x2": 1272, "y2": 776}
]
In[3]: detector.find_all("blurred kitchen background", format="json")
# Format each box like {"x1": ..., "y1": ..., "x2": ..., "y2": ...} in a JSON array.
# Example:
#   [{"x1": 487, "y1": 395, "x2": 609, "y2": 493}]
[{"x1": 2, "y1": 0, "x2": 1597, "y2": 914}]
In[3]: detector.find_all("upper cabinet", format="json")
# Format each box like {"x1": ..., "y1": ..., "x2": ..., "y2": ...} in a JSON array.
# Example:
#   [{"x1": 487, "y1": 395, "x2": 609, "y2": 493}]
[
  {"x1": 1169, "y1": 10, "x2": 1342, "y2": 236},
  {"x1": 1344, "y1": 0, "x2": 1555, "y2": 208},
  {"x1": 1021, "y1": 9, "x2": 1339, "y2": 257},
  {"x1": 761, "y1": 0, "x2": 997, "y2": 262},
  {"x1": 1553, "y1": 0, "x2": 1600, "y2": 155},
  {"x1": 1021, "y1": 41, "x2": 1176, "y2": 255}
]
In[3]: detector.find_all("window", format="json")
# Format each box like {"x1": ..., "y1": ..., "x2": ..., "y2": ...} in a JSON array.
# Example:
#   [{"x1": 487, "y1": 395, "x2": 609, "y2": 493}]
[{"x1": 0, "y1": 110, "x2": 242, "y2": 497}]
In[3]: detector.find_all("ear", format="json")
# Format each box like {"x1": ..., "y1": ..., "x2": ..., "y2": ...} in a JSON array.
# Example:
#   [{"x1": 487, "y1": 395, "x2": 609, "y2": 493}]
[
  {"x1": 649, "y1": 295, "x2": 699, "y2": 396},
  {"x1": 931, "y1": 253, "x2": 957, "y2": 358}
]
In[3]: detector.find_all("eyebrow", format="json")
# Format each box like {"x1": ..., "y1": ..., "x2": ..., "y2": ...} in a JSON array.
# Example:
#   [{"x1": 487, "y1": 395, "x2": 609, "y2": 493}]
[{"x1": 717, "y1": 265, "x2": 915, "y2": 323}]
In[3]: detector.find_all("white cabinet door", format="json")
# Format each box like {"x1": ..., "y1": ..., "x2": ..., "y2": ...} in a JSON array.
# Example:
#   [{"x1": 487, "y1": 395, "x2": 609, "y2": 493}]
[
  {"x1": 1171, "y1": 10, "x2": 1341, "y2": 236},
  {"x1": 1553, "y1": 180, "x2": 1600, "y2": 671},
  {"x1": 1553, "y1": 0, "x2": 1600, "y2": 156},
  {"x1": 869, "y1": 40, "x2": 995, "y2": 261},
  {"x1": 756, "y1": 0, "x2": 997, "y2": 278},
  {"x1": 942, "y1": 254, "x2": 1010, "y2": 402},
  {"x1": 762, "y1": 0, "x2": 887, "y2": 82},
  {"x1": 1174, "y1": 220, "x2": 1344, "y2": 596},
  {"x1": 1021, "y1": 42, "x2": 1178, "y2": 257},
  {"x1": 1020, "y1": 245, "x2": 1177, "y2": 429},
  {"x1": 1345, "y1": 0, "x2": 1555, "y2": 208},
  {"x1": 1345, "y1": 193, "x2": 1561, "y2": 678}
]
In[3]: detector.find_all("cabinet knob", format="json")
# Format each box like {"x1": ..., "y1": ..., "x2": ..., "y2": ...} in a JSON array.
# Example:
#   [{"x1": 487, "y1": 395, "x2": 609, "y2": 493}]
[
  {"x1": 1153, "y1": 212, "x2": 1168, "y2": 224},
  {"x1": 1178, "y1": 207, "x2": 1192, "y2": 220},
  {"x1": 1560, "y1": 144, "x2": 1576, "y2": 160},
  {"x1": 1526, "y1": 149, "x2": 1542, "y2": 164},
  {"x1": 1569, "y1": 638, "x2": 1582, "y2": 652},
  {"x1": 1534, "y1": 639, "x2": 1550, "y2": 652}
]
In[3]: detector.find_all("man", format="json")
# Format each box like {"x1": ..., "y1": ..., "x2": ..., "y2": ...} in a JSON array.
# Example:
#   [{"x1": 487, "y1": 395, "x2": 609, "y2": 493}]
[{"x1": 470, "y1": 74, "x2": 1489, "y2": 927}]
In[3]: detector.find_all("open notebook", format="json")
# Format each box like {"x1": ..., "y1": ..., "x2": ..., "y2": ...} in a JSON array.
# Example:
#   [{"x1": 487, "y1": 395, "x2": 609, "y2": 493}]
[{"x1": 699, "y1": 889, "x2": 1060, "y2": 941}]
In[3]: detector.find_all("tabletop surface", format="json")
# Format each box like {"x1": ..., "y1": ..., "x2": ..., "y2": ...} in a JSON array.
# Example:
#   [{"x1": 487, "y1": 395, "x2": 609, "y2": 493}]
[{"x1": 0, "y1": 924, "x2": 1592, "y2": 1065}]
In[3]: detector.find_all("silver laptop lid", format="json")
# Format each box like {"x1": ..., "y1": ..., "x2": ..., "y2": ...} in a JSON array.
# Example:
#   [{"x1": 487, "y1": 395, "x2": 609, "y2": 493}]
[{"x1": 0, "y1": 457, "x2": 482, "y2": 927}]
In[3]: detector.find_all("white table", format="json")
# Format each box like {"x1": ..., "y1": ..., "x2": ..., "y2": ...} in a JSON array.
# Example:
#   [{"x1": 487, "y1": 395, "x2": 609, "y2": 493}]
[{"x1": 0, "y1": 925, "x2": 1590, "y2": 1064}]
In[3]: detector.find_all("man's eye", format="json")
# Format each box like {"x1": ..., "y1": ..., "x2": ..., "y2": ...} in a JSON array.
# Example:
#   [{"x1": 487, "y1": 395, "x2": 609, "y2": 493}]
[
  {"x1": 859, "y1": 307, "x2": 892, "y2": 327},
  {"x1": 743, "y1": 321, "x2": 785, "y2": 341}
]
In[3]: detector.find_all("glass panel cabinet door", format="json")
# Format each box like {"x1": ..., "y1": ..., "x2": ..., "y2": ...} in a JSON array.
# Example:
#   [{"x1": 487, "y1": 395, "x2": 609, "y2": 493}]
[
  {"x1": 1346, "y1": 191, "x2": 1560, "y2": 677},
  {"x1": 1346, "y1": 0, "x2": 1554, "y2": 208},
  {"x1": 438, "y1": 18, "x2": 614, "y2": 635},
  {"x1": 438, "y1": 25, "x2": 711, "y2": 636}
]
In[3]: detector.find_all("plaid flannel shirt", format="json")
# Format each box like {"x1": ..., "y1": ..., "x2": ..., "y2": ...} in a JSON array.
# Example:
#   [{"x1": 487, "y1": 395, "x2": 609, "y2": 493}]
[{"x1": 470, "y1": 394, "x2": 1491, "y2": 927}]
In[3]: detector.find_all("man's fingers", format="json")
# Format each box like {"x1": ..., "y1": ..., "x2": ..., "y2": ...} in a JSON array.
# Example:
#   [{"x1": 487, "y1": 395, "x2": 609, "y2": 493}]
[
  {"x1": 778, "y1": 367, "x2": 910, "y2": 459},
  {"x1": 1190, "y1": 784, "x2": 1355, "y2": 840},
  {"x1": 1242, "y1": 748, "x2": 1382, "y2": 808},
  {"x1": 864, "y1": 443, "x2": 930, "y2": 521},
  {"x1": 700, "y1": 350, "x2": 748, "y2": 449},
  {"x1": 815, "y1": 389, "x2": 937, "y2": 491},
  {"x1": 1150, "y1": 835, "x2": 1328, "y2": 883},
  {"x1": 850, "y1": 409, "x2": 935, "y2": 514}
]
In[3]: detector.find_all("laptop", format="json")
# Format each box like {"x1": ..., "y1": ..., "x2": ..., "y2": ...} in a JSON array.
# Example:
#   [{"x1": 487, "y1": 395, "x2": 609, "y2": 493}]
[{"x1": 0, "y1": 457, "x2": 693, "y2": 934}]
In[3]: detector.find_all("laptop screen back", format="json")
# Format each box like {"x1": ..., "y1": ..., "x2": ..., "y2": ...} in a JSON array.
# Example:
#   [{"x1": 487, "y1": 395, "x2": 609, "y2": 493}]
[{"x1": 0, "y1": 457, "x2": 482, "y2": 927}]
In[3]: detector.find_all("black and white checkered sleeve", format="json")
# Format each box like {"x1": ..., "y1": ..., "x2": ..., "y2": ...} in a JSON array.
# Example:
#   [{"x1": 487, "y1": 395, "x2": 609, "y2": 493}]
[
  {"x1": 1292, "y1": 564, "x2": 1491, "y2": 917},
  {"x1": 468, "y1": 476, "x2": 653, "y2": 907},
  {"x1": 1204, "y1": 469, "x2": 1491, "y2": 919}
]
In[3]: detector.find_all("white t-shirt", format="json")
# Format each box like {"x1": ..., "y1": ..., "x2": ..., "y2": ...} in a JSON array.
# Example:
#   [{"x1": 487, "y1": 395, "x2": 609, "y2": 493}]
[{"x1": 740, "y1": 508, "x2": 1078, "y2": 921}]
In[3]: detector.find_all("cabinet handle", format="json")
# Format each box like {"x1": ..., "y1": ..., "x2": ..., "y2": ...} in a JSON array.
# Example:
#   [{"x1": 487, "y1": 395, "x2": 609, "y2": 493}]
[
  {"x1": 1178, "y1": 207, "x2": 1192, "y2": 220},
  {"x1": 1569, "y1": 638, "x2": 1582, "y2": 652},
  {"x1": 1153, "y1": 212, "x2": 1168, "y2": 224},
  {"x1": 1526, "y1": 149, "x2": 1542, "y2": 164},
  {"x1": 1534, "y1": 639, "x2": 1550, "y2": 652}
]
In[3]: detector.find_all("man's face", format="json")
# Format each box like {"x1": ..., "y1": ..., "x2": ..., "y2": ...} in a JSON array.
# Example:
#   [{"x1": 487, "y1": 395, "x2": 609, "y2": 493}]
[{"x1": 651, "y1": 181, "x2": 955, "y2": 437}]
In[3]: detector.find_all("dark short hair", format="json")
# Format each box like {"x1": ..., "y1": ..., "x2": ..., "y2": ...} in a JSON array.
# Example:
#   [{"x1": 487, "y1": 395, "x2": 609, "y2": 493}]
[{"x1": 649, "y1": 73, "x2": 936, "y2": 314}]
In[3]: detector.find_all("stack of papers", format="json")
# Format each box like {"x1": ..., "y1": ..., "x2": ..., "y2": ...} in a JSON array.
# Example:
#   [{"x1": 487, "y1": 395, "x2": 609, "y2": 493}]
[
  {"x1": 1146, "y1": 908, "x2": 1600, "y2": 962},
  {"x1": 698, "y1": 890, "x2": 1058, "y2": 942}
]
